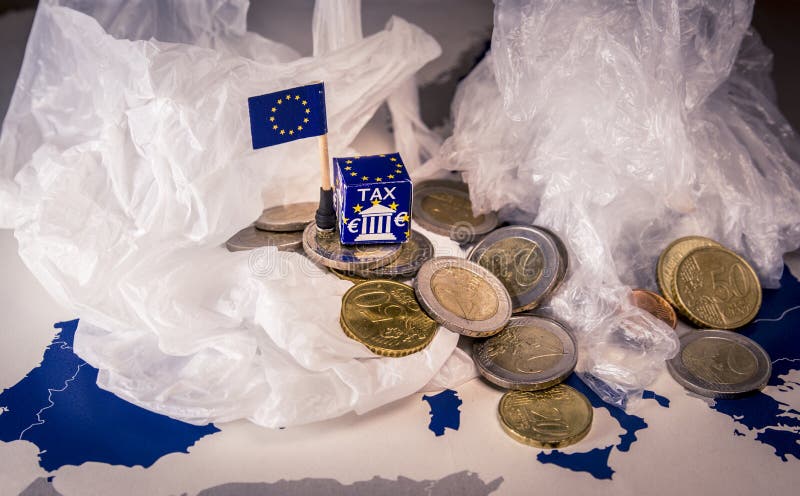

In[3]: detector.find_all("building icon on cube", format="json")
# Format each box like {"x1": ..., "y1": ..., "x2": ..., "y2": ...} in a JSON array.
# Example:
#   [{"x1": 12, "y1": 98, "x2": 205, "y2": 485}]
[{"x1": 333, "y1": 152, "x2": 412, "y2": 245}]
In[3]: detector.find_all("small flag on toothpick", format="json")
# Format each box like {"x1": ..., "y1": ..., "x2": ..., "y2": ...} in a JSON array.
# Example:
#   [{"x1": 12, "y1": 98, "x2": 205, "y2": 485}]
[
  {"x1": 247, "y1": 81, "x2": 336, "y2": 231},
  {"x1": 247, "y1": 82, "x2": 328, "y2": 149}
]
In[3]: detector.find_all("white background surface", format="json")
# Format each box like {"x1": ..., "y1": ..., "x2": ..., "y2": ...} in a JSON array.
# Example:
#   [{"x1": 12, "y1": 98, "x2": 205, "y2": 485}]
[{"x1": 1, "y1": 2, "x2": 799, "y2": 495}]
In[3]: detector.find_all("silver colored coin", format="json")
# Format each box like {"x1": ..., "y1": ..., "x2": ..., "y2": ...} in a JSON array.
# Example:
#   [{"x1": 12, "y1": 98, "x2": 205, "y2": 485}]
[
  {"x1": 414, "y1": 257, "x2": 512, "y2": 337},
  {"x1": 474, "y1": 315, "x2": 577, "y2": 390},
  {"x1": 226, "y1": 226, "x2": 303, "y2": 252},
  {"x1": 412, "y1": 181, "x2": 498, "y2": 242},
  {"x1": 468, "y1": 225, "x2": 565, "y2": 313},
  {"x1": 354, "y1": 230, "x2": 434, "y2": 279},
  {"x1": 537, "y1": 225, "x2": 569, "y2": 287},
  {"x1": 301, "y1": 222, "x2": 402, "y2": 271},
  {"x1": 255, "y1": 202, "x2": 318, "y2": 232},
  {"x1": 667, "y1": 329, "x2": 771, "y2": 399}
]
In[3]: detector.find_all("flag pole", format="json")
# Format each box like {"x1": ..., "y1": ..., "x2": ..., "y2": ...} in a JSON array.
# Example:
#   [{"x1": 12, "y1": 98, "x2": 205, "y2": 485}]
[
  {"x1": 319, "y1": 133, "x2": 331, "y2": 190},
  {"x1": 314, "y1": 132, "x2": 336, "y2": 232}
]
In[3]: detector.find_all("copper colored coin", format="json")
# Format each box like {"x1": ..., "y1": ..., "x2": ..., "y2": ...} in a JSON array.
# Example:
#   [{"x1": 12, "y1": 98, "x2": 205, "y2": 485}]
[{"x1": 631, "y1": 289, "x2": 677, "y2": 329}]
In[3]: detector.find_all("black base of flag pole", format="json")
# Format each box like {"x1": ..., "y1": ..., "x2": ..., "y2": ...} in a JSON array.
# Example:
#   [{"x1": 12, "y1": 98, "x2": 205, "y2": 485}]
[{"x1": 315, "y1": 187, "x2": 336, "y2": 232}]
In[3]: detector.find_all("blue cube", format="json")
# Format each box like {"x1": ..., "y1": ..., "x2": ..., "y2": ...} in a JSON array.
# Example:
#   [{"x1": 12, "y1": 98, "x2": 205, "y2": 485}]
[{"x1": 333, "y1": 152, "x2": 412, "y2": 245}]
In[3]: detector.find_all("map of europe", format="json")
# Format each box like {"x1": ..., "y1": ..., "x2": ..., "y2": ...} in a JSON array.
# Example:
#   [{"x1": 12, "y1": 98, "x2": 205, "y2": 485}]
[
  {"x1": 0, "y1": 269, "x2": 797, "y2": 486},
  {"x1": 0, "y1": 319, "x2": 219, "y2": 471}
]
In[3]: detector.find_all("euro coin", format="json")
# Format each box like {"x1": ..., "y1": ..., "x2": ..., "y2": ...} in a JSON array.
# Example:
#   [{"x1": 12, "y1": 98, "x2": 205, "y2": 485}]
[
  {"x1": 666, "y1": 329, "x2": 771, "y2": 398},
  {"x1": 412, "y1": 181, "x2": 498, "y2": 242},
  {"x1": 673, "y1": 246, "x2": 761, "y2": 329},
  {"x1": 474, "y1": 315, "x2": 577, "y2": 390},
  {"x1": 226, "y1": 226, "x2": 303, "y2": 252},
  {"x1": 468, "y1": 226, "x2": 566, "y2": 312},
  {"x1": 498, "y1": 385, "x2": 593, "y2": 449},
  {"x1": 631, "y1": 289, "x2": 677, "y2": 329},
  {"x1": 255, "y1": 201, "x2": 318, "y2": 232},
  {"x1": 414, "y1": 257, "x2": 512, "y2": 337},
  {"x1": 340, "y1": 280, "x2": 438, "y2": 357},
  {"x1": 302, "y1": 222, "x2": 401, "y2": 271},
  {"x1": 357, "y1": 230, "x2": 434, "y2": 278},
  {"x1": 657, "y1": 236, "x2": 721, "y2": 307},
  {"x1": 537, "y1": 225, "x2": 569, "y2": 286}
]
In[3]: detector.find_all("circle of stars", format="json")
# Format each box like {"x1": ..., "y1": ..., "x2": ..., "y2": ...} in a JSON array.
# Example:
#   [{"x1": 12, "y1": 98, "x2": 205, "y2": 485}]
[{"x1": 270, "y1": 93, "x2": 312, "y2": 137}]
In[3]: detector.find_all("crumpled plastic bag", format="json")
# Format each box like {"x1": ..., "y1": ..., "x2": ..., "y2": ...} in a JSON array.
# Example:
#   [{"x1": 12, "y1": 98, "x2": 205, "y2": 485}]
[
  {"x1": 422, "y1": 0, "x2": 800, "y2": 408},
  {"x1": 0, "y1": 0, "x2": 477, "y2": 427},
  {"x1": 311, "y1": 0, "x2": 442, "y2": 170}
]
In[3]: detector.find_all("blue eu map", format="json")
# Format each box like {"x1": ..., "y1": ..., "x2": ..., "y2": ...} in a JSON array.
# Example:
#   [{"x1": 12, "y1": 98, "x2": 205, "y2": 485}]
[
  {"x1": 1, "y1": 269, "x2": 798, "y2": 483},
  {"x1": 0, "y1": 319, "x2": 218, "y2": 471}
]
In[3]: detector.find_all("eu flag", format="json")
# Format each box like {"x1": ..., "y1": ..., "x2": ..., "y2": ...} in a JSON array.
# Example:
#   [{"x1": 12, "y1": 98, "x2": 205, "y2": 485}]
[{"x1": 247, "y1": 82, "x2": 328, "y2": 149}]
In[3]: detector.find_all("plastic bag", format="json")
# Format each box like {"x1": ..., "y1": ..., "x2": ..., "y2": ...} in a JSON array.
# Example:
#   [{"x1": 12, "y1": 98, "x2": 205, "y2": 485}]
[
  {"x1": 0, "y1": 0, "x2": 477, "y2": 427},
  {"x1": 422, "y1": 0, "x2": 800, "y2": 408},
  {"x1": 311, "y1": 0, "x2": 442, "y2": 171}
]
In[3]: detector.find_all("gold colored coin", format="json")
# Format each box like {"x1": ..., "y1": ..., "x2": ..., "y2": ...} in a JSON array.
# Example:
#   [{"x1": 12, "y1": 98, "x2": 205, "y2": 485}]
[
  {"x1": 631, "y1": 289, "x2": 677, "y2": 329},
  {"x1": 340, "y1": 280, "x2": 438, "y2": 357},
  {"x1": 657, "y1": 236, "x2": 722, "y2": 307},
  {"x1": 498, "y1": 385, "x2": 592, "y2": 449},
  {"x1": 673, "y1": 246, "x2": 762, "y2": 329}
]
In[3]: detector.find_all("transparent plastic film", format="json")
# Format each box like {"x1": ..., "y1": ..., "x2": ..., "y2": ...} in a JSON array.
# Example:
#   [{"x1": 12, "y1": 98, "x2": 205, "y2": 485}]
[{"x1": 426, "y1": 0, "x2": 800, "y2": 408}]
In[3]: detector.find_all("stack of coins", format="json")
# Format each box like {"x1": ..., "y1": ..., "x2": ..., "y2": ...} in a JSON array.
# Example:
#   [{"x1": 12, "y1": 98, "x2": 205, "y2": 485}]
[
  {"x1": 653, "y1": 236, "x2": 771, "y2": 399},
  {"x1": 225, "y1": 202, "x2": 318, "y2": 252},
  {"x1": 468, "y1": 225, "x2": 568, "y2": 313},
  {"x1": 302, "y1": 222, "x2": 402, "y2": 271},
  {"x1": 282, "y1": 188, "x2": 772, "y2": 442},
  {"x1": 325, "y1": 216, "x2": 589, "y2": 449},
  {"x1": 329, "y1": 230, "x2": 434, "y2": 282}
]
